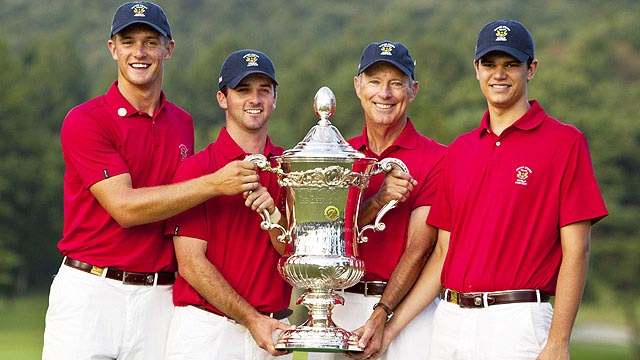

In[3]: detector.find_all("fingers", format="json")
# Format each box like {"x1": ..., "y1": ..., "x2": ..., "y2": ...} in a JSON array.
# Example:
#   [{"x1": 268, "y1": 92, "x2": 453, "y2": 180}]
[{"x1": 244, "y1": 185, "x2": 275, "y2": 213}]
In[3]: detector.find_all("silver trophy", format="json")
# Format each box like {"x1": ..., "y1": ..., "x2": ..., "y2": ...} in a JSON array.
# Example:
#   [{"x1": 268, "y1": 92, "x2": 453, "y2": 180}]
[{"x1": 246, "y1": 87, "x2": 408, "y2": 352}]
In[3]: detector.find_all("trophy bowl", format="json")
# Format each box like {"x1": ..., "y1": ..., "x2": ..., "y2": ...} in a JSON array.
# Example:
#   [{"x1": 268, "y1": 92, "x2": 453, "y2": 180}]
[{"x1": 247, "y1": 87, "x2": 407, "y2": 352}]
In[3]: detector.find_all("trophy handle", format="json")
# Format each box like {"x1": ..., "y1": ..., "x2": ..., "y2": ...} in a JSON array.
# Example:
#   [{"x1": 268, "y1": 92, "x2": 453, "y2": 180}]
[
  {"x1": 259, "y1": 209, "x2": 289, "y2": 244},
  {"x1": 245, "y1": 153, "x2": 272, "y2": 171},
  {"x1": 357, "y1": 158, "x2": 409, "y2": 244},
  {"x1": 245, "y1": 154, "x2": 290, "y2": 243}
]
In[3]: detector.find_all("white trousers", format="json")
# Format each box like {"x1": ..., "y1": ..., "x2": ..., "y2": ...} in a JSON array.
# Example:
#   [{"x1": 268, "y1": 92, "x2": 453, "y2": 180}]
[
  {"x1": 165, "y1": 305, "x2": 293, "y2": 360},
  {"x1": 308, "y1": 292, "x2": 438, "y2": 360},
  {"x1": 42, "y1": 262, "x2": 174, "y2": 360},
  {"x1": 430, "y1": 300, "x2": 554, "y2": 359}
]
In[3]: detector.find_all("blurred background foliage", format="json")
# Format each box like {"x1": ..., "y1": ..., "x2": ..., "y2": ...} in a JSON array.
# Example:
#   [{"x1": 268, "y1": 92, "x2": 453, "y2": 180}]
[{"x1": 0, "y1": 0, "x2": 638, "y2": 354}]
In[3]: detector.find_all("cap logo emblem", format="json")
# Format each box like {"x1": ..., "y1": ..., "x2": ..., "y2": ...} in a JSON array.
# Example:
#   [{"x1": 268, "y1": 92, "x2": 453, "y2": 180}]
[
  {"x1": 515, "y1": 166, "x2": 532, "y2": 185},
  {"x1": 494, "y1": 25, "x2": 510, "y2": 42},
  {"x1": 131, "y1": 3, "x2": 148, "y2": 17},
  {"x1": 379, "y1": 42, "x2": 395, "y2": 56},
  {"x1": 243, "y1": 53, "x2": 260, "y2": 67}
]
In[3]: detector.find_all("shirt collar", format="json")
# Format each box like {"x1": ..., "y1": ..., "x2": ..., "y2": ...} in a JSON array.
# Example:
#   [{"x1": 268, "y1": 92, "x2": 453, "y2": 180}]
[
  {"x1": 105, "y1": 81, "x2": 167, "y2": 119},
  {"x1": 215, "y1": 127, "x2": 280, "y2": 160},
  {"x1": 477, "y1": 100, "x2": 545, "y2": 137},
  {"x1": 352, "y1": 118, "x2": 419, "y2": 155}
]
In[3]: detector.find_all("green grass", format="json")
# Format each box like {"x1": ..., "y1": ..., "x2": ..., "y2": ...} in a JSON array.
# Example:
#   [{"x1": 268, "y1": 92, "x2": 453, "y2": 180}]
[
  {"x1": 1, "y1": 294, "x2": 633, "y2": 360},
  {"x1": 291, "y1": 343, "x2": 632, "y2": 360},
  {"x1": 0, "y1": 293, "x2": 48, "y2": 360}
]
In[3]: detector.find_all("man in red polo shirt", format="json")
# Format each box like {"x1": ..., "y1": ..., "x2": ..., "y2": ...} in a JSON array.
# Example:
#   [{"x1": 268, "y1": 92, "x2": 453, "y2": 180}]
[
  {"x1": 43, "y1": 3, "x2": 263, "y2": 359},
  {"x1": 380, "y1": 20, "x2": 608, "y2": 359},
  {"x1": 310, "y1": 41, "x2": 447, "y2": 360},
  {"x1": 164, "y1": 49, "x2": 293, "y2": 360}
]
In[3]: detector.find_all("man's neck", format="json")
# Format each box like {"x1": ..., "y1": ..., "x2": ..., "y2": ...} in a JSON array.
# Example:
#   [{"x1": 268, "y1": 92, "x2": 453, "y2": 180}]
[
  {"x1": 366, "y1": 117, "x2": 407, "y2": 155},
  {"x1": 227, "y1": 125, "x2": 268, "y2": 155},
  {"x1": 488, "y1": 101, "x2": 530, "y2": 136},
  {"x1": 117, "y1": 81, "x2": 162, "y2": 116}
]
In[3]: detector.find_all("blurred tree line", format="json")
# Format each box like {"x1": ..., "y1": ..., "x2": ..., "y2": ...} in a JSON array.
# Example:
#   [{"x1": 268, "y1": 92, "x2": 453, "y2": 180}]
[{"x1": 0, "y1": 0, "x2": 638, "y2": 351}]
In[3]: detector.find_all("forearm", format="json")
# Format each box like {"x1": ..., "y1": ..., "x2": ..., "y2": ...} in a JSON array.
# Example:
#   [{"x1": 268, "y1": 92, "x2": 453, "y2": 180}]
[
  {"x1": 267, "y1": 208, "x2": 288, "y2": 255},
  {"x1": 379, "y1": 234, "x2": 433, "y2": 310},
  {"x1": 545, "y1": 222, "x2": 591, "y2": 349},
  {"x1": 379, "y1": 208, "x2": 436, "y2": 310},
  {"x1": 92, "y1": 160, "x2": 261, "y2": 228},
  {"x1": 357, "y1": 196, "x2": 384, "y2": 227},
  {"x1": 114, "y1": 176, "x2": 217, "y2": 227},
  {"x1": 384, "y1": 229, "x2": 448, "y2": 340},
  {"x1": 180, "y1": 252, "x2": 260, "y2": 327}
]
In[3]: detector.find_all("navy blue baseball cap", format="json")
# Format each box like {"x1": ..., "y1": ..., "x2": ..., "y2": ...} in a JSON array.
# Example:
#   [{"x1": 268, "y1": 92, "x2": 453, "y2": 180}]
[
  {"x1": 474, "y1": 19, "x2": 534, "y2": 62},
  {"x1": 111, "y1": 1, "x2": 172, "y2": 39},
  {"x1": 357, "y1": 41, "x2": 416, "y2": 80},
  {"x1": 218, "y1": 50, "x2": 278, "y2": 91}
]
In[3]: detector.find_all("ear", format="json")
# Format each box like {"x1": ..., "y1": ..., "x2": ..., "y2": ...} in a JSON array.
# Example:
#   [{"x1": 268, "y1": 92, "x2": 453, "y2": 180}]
[
  {"x1": 108, "y1": 39, "x2": 118, "y2": 61},
  {"x1": 164, "y1": 39, "x2": 176, "y2": 60},
  {"x1": 408, "y1": 81, "x2": 419, "y2": 103},
  {"x1": 354, "y1": 76, "x2": 363, "y2": 100},
  {"x1": 217, "y1": 91, "x2": 228, "y2": 110},
  {"x1": 527, "y1": 59, "x2": 539, "y2": 80},
  {"x1": 473, "y1": 60, "x2": 481, "y2": 81}
]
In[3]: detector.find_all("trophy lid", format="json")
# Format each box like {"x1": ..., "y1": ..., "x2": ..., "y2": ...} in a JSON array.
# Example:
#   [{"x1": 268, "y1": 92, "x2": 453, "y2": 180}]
[{"x1": 282, "y1": 87, "x2": 366, "y2": 159}]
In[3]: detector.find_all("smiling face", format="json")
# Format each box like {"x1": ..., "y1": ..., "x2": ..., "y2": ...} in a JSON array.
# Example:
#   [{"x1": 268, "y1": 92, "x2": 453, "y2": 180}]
[
  {"x1": 354, "y1": 62, "x2": 418, "y2": 129},
  {"x1": 108, "y1": 24, "x2": 174, "y2": 90},
  {"x1": 217, "y1": 73, "x2": 277, "y2": 133},
  {"x1": 474, "y1": 51, "x2": 537, "y2": 111}
]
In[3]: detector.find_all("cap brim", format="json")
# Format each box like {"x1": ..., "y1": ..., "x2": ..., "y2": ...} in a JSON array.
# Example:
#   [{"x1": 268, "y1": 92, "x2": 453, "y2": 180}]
[
  {"x1": 358, "y1": 59, "x2": 413, "y2": 78},
  {"x1": 111, "y1": 21, "x2": 170, "y2": 38},
  {"x1": 225, "y1": 70, "x2": 278, "y2": 89},
  {"x1": 475, "y1": 46, "x2": 529, "y2": 62}
]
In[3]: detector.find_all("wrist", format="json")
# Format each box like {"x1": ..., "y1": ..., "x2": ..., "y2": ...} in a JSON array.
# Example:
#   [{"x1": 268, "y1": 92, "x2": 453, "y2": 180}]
[
  {"x1": 373, "y1": 302, "x2": 394, "y2": 322},
  {"x1": 269, "y1": 207, "x2": 282, "y2": 224}
]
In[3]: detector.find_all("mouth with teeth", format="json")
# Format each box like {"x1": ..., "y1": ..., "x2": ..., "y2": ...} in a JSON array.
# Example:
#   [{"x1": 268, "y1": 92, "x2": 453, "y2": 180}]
[
  {"x1": 130, "y1": 63, "x2": 150, "y2": 69},
  {"x1": 245, "y1": 109, "x2": 263, "y2": 114},
  {"x1": 374, "y1": 103, "x2": 394, "y2": 109}
]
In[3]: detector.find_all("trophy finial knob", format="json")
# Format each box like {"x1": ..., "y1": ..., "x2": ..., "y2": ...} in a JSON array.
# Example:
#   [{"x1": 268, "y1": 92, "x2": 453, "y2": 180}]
[{"x1": 313, "y1": 87, "x2": 336, "y2": 122}]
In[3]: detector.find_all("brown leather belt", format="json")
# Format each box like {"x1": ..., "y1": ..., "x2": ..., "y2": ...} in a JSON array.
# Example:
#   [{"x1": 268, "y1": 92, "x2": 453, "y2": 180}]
[
  {"x1": 441, "y1": 288, "x2": 551, "y2": 308},
  {"x1": 344, "y1": 281, "x2": 387, "y2": 297},
  {"x1": 192, "y1": 305, "x2": 293, "y2": 321},
  {"x1": 64, "y1": 257, "x2": 176, "y2": 286}
]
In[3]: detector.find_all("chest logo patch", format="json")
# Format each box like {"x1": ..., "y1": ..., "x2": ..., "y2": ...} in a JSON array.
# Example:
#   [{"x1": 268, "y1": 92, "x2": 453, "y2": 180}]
[
  {"x1": 515, "y1": 166, "x2": 532, "y2": 185},
  {"x1": 179, "y1": 144, "x2": 189, "y2": 161}
]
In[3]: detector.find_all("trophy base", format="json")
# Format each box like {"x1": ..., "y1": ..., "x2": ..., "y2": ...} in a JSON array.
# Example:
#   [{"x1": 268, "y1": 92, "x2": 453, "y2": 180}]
[{"x1": 275, "y1": 326, "x2": 363, "y2": 352}]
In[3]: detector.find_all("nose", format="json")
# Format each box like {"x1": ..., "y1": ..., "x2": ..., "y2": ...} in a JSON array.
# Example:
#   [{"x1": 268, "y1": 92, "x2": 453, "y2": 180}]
[
  {"x1": 378, "y1": 84, "x2": 393, "y2": 98},
  {"x1": 248, "y1": 89, "x2": 262, "y2": 104},
  {"x1": 494, "y1": 65, "x2": 507, "y2": 79},
  {"x1": 133, "y1": 42, "x2": 146, "y2": 58}
]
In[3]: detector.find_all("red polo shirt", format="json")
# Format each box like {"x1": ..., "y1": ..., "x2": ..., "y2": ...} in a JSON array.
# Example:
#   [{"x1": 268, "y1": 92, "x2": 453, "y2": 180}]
[
  {"x1": 59, "y1": 81, "x2": 193, "y2": 272},
  {"x1": 349, "y1": 119, "x2": 447, "y2": 281},
  {"x1": 428, "y1": 101, "x2": 608, "y2": 294},
  {"x1": 167, "y1": 128, "x2": 291, "y2": 315}
]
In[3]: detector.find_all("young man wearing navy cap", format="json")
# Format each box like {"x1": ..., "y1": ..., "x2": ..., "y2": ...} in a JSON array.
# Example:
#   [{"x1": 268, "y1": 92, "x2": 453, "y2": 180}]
[
  {"x1": 379, "y1": 20, "x2": 608, "y2": 359},
  {"x1": 164, "y1": 49, "x2": 294, "y2": 360},
  {"x1": 310, "y1": 41, "x2": 447, "y2": 360},
  {"x1": 43, "y1": 3, "x2": 264, "y2": 359}
]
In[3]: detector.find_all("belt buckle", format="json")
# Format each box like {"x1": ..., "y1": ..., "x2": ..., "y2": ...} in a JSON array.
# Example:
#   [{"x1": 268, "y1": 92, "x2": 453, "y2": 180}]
[
  {"x1": 121, "y1": 271, "x2": 156, "y2": 285},
  {"x1": 90, "y1": 265, "x2": 104, "y2": 277},
  {"x1": 450, "y1": 289, "x2": 459, "y2": 305},
  {"x1": 363, "y1": 281, "x2": 384, "y2": 297}
]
